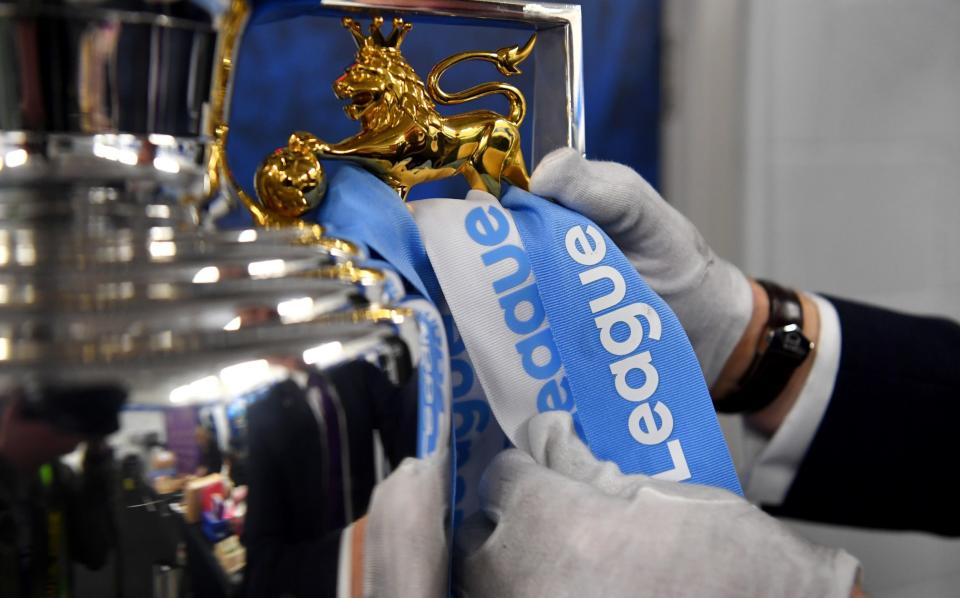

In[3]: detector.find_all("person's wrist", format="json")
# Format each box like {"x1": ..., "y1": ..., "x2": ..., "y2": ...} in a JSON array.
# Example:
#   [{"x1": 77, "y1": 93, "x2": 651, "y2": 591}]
[
  {"x1": 711, "y1": 279, "x2": 820, "y2": 436},
  {"x1": 710, "y1": 279, "x2": 769, "y2": 399},
  {"x1": 746, "y1": 288, "x2": 819, "y2": 435}
]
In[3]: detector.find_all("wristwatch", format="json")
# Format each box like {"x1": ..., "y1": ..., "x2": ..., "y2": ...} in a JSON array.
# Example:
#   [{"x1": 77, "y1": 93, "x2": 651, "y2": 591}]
[{"x1": 716, "y1": 280, "x2": 814, "y2": 414}]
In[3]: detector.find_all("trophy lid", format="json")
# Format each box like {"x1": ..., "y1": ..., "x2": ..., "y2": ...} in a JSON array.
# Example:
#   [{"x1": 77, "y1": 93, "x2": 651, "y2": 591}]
[{"x1": 0, "y1": 0, "x2": 224, "y2": 137}]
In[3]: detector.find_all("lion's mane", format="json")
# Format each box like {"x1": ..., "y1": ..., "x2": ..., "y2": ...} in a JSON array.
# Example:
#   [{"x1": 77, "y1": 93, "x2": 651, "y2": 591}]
[{"x1": 353, "y1": 47, "x2": 443, "y2": 132}]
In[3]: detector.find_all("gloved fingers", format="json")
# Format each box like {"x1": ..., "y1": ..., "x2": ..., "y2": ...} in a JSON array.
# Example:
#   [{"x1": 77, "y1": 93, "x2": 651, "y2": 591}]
[
  {"x1": 367, "y1": 459, "x2": 435, "y2": 528},
  {"x1": 461, "y1": 449, "x2": 546, "y2": 583},
  {"x1": 525, "y1": 412, "x2": 747, "y2": 504},
  {"x1": 363, "y1": 454, "x2": 450, "y2": 598},
  {"x1": 530, "y1": 149, "x2": 754, "y2": 389},
  {"x1": 468, "y1": 448, "x2": 626, "y2": 588},
  {"x1": 478, "y1": 448, "x2": 608, "y2": 522},
  {"x1": 524, "y1": 411, "x2": 650, "y2": 498},
  {"x1": 720, "y1": 510, "x2": 863, "y2": 598},
  {"x1": 530, "y1": 148, "x2": 664, "y2": 240},
  {"x1": 476, "y1": 449, "x2": 539, "y2": 522},
  {"x1": 365, "y1": 454, "x2": 449, "y2": 546},
  {"x1": 454, "y1": 511, "x2": 496, "y2": 558}
]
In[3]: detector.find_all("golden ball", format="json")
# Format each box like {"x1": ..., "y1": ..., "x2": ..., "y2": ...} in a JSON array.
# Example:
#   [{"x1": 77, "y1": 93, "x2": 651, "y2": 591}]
[{"x1": 254, "y1": 147, "x2": 327, "y2": 219}]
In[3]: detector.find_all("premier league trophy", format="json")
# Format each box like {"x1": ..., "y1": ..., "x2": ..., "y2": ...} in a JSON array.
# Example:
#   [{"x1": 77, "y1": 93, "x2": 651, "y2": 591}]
[{"x1": 0, "y1": 0, "x2": 581, "y2": 594}]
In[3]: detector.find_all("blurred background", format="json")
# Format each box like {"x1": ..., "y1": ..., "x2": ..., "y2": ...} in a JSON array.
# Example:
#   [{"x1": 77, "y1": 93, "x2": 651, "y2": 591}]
[
  {"x1": 660, "y1": 2, "x2": 960, "y2": 597},
  {"x1": 224, "y1": 1, "x2": 959, "y2": 596}
]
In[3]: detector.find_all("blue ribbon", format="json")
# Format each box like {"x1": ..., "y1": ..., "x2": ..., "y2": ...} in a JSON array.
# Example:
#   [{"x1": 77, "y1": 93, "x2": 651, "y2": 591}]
[
  {"x1": 316, "y1": 167, "x2": 741, "y2": 495},
  {"x1": 314, "y1": 167, "x2": 450, "y2": 461},
  {"x1": 316, "y1": 166, "x2": 443, "y2": 305},
  {"x1": 502, "y1": 187, "x2": 741, "y2": 494}
]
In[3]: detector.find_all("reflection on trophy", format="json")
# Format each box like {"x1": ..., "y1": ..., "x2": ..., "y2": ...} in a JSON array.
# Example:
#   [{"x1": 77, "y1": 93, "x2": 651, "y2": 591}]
[{"x1": 0, "y1": 0, "x2": 580, "y2": 595}]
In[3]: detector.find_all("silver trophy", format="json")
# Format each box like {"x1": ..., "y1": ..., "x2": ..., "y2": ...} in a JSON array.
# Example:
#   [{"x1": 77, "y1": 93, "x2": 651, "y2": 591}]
[
  {"x1": 0, "y1": 0, "x2": 579, "y2": 594},
  {"x1": 0, "y1": 1, "x2": 423, "y2": 595}
]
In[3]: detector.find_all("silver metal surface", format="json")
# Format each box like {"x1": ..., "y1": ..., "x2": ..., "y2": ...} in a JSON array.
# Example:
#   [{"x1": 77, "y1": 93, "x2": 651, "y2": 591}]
[
  {"x1": 0, "y1": 268, "x2": 363, "y2": 320},
  {"x1": 0, "y1": 0, "x2": 219, "y2": 137},
  {"x1": 0, "y1": 228, "x2": 332, "y2": 275},
  {"x1": 0, "y1": 2, "x2": 454, "y2": 590},
  {"x1": 0, "y1": 0, "x2": 229, "y2": 222},
  {"x1": 0, "y1": 307, "x2": 420, "y2": 406},
  {"x1": 0, "y1": 131, "x2": 209, "y2": 232}
]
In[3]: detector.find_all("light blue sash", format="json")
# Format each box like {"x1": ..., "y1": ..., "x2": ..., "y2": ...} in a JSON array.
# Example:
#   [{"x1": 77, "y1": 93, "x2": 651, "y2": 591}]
[
  {"x1": 315, "y1": 167, "x2": 450, "y2": 459},
  {"x1": 318, "y1": 167, "x2": 742, "y2": 510},
  {"x1": 502, "y1": 187, "x2": 741, "y2": 492}
]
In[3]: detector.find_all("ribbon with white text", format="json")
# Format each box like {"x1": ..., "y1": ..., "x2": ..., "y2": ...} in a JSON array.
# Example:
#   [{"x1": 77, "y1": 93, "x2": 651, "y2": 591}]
[{"x1": 412, "y1": 189, "x2": 741, "y2": 494}]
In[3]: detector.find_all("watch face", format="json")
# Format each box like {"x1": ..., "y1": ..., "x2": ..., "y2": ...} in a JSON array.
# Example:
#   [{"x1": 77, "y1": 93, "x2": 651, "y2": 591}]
[{"x1": 772, "y1": 324, "x2": 812, "y2": 361}]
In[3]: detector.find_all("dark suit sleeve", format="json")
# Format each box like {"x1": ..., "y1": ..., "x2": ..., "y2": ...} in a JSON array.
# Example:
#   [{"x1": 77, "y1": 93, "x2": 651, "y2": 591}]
[{"x1": 765, "y1": 296, "x2": 960, "y2": 536}]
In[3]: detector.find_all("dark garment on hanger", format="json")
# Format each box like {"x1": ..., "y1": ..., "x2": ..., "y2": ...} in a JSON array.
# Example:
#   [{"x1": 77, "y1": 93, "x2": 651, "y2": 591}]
[
  {"x1": 242, "y1": 344, "x2": 420, "y2": 597},
  {"x1": 0, "y1": 456, "x2": 114, "y2": 598},
  {"x1": 243, "y1": 378, "x2": 340, "y2": 597}
]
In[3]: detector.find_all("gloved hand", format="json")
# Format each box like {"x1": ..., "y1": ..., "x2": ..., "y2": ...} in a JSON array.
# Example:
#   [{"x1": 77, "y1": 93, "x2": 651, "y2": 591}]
[
  {"x1": 530, "y1": 149, "x2": 752, "y2": 385},
  {"x1": 455, "y1": 411, "x2": 860, "y2": 598},
  {"x1": 351, "y1": 451, "x2": 450, "y2": 598}
]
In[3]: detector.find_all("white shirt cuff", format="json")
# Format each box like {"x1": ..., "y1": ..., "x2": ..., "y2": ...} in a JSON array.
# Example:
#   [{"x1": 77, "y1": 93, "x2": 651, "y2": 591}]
[{"x1": 743, "y1": 293, "x2": 842, "y2": 506}]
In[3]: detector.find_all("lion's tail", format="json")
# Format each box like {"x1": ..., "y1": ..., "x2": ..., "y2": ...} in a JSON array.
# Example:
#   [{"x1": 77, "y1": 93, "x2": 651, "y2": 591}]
[{"x1": 426, "y1": 34, "x2": 536, "y2": 126}]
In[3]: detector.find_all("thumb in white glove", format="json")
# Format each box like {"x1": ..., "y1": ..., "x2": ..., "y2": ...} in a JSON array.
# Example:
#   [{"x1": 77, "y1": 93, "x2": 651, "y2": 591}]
[
  {"x1": 344, "y1": 451, "x2": 450, "y2": 598},
  {"x1": 530, "y1": 148, "x2": 752, "y2": 385},
  {"x1": 455, "y1": 411, "x2": 860, "y2": 598}
]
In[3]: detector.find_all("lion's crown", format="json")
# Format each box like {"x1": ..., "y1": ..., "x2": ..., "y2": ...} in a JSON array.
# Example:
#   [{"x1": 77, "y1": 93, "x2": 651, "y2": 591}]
[{"x1": 343, "y1": 16, "x2": 412, "y2": 50}]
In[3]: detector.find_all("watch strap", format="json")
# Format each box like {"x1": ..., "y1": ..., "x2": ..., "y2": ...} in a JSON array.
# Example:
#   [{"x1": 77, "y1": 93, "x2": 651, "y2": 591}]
[{"x1": 716, "y1": 280, "x2": 812, "y2": 414}]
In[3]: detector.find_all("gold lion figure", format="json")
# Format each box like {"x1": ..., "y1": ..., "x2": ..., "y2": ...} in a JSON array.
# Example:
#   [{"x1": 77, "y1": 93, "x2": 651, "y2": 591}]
[{"x1": 256, "y1": 16, "x2": 535, "y2": 215}]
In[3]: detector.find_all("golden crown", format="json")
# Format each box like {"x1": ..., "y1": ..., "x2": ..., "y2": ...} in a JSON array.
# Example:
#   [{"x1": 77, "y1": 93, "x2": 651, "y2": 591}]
[{"x1": 343, "y1": 16, "x2": 412, "y2": 50}]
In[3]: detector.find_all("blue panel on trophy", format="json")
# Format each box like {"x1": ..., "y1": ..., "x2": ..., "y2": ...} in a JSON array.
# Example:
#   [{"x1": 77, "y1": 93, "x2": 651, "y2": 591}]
[
  {"x1": 225, "y1": 0, "x2": 661, "y2": 226},
  {"x1": 227, "y1": 15, "x2": 535, "y2": 207}
]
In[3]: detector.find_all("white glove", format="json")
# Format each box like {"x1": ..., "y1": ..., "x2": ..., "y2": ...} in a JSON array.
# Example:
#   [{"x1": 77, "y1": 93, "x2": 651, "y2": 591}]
[
  {"x1": 530, "y1": 149, "x2": 752, "y2": 385},
  {"x1": 455, "y1": 411, "x2": 860, "y2": 598},
  {"x1": 349, "y1": 452, "x2": 450, "y2": 598}
]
